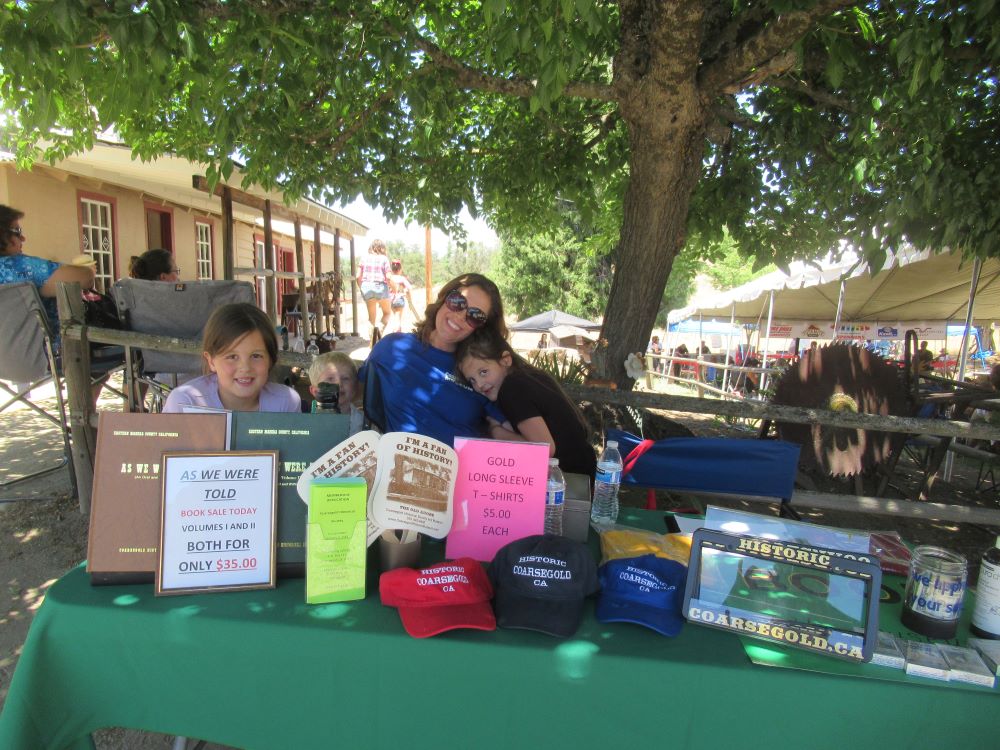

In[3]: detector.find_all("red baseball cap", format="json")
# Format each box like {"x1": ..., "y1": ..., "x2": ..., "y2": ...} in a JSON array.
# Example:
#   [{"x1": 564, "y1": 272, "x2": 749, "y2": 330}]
[{"x1": 379, "y1": 558, "x2": 496, "y2": 638}]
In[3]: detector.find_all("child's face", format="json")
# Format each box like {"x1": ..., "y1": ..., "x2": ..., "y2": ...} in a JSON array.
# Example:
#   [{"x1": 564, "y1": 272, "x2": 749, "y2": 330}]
[
  {"x1": 459, "y1": 352, "x2": 512, "y2": 401},
  {"x1": 310, "y1": 364, "x2": 357, "y2": 405},
  {"x1": 204, "y1": 330, "x2": 272, "y2": 410}
]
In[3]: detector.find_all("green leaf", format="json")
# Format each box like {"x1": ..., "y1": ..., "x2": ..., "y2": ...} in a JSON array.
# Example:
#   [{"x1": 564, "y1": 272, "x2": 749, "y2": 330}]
[
  {"x1": 826, "y1": 56, "x2": 844, "y2": 90},
  {"x1": 853, "y1": 158, "x2": 867, "y2": 183}
]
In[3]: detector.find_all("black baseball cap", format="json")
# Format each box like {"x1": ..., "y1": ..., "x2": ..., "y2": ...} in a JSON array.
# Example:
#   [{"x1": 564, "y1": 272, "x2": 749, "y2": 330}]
[{"x1": 488, "y1": 534, "x2": 599, "y2": 638}]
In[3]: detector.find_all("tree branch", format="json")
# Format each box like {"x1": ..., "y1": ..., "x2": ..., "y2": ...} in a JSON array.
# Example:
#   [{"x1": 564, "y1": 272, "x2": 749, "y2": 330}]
[
  {"x1": 409, "y1": 34, "x2": 616, "y2": 103},
  {"x1": 698, "y1": 0, "x2": 856, "y2": 95},
  {"x1": 770, "y1": 76, "x2": 854, "y2": 111}
]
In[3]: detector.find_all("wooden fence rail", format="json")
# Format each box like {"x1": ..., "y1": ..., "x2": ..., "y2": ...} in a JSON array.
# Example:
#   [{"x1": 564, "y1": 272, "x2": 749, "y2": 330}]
[{"x1": 53, "y1": 283, "x2": 1000, "y2": 525}]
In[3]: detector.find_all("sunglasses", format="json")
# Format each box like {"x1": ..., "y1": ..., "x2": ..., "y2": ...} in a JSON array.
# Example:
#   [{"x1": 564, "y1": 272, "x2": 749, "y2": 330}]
[
  {"x1": 7, "y1": 227, "x2": 24, "y2": 238},
  {"x1": 444, "y1": 290, "x2": 488, "y2": 328}
]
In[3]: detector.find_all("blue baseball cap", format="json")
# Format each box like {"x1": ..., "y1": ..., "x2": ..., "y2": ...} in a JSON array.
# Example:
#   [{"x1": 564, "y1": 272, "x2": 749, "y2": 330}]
[{"x1": 596, "y1": 554, "x2": 687, "y2": 637}]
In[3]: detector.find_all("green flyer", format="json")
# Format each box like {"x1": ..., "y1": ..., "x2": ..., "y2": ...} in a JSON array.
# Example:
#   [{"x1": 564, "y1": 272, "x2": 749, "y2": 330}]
[{"x1": 306, "y1": 478, "x2": 367, "y2": 604}]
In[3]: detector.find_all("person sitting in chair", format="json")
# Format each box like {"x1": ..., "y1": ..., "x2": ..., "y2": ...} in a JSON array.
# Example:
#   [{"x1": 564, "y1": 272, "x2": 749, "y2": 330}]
[{"x1": 0, "y1": 204, "x2": 96, "y2": 337}]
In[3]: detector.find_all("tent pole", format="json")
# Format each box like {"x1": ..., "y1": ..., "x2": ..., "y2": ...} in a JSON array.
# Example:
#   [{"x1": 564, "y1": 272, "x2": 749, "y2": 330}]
[
  {"x1": 945, "y1": 257, "x2": 983, "y2": 481},
  {"x1": 760, "y1": 291, "x2": 775, "y2": 391},
  {"x1": 723, "y1": 303, "x2": 736, "y2": 394},
  {"x1": 832, "y1": 280, "x2": 846, "y2": 342}
]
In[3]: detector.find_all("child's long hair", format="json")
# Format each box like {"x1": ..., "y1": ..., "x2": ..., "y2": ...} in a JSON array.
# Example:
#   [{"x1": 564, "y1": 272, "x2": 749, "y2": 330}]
[
  {"x1": 201, "y1": 303, "x2": 279, "y2": 374},
  {"x1": 455, "y1": 328, "x2": 528, "y2": 375}
]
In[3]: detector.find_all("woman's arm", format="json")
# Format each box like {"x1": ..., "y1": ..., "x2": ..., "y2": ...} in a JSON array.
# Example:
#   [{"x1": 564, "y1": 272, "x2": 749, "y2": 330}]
[{"x1": 40, "y1": 263, "x2": 96, "y2": 297}]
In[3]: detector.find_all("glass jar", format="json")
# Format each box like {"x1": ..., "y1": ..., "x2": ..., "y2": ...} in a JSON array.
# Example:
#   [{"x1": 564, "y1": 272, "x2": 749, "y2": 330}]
[{"x1": 901, "y1": 545, "x2": 968, "y2": 639}]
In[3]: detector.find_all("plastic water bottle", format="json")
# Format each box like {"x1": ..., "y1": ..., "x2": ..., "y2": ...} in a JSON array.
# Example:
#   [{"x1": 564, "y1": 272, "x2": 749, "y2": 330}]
[
  {"x1": 305, "y1": 337, "x2": 320, "y2": 357},
  {"x1": 544, "y1": 458, "x2": 566, "y2": 536},
  {"x1": 591, "y1": 440, "x2": 623, "y2": 526}
]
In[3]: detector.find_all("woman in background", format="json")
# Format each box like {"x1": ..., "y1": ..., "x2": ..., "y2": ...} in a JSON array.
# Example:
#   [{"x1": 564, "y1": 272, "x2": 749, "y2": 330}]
[
  {"x1": 129, "y1": 248, "x2": 179, "y2": 282},
  {"x1": 355, "y1": 238, "x2": 391, "y2": 337},
  {"x1": 0, "y1": 203, "x2": 95, "y2": 334}
]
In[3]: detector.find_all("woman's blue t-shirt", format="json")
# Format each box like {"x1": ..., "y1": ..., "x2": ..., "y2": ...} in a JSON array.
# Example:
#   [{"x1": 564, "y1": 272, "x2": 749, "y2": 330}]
[{"x1": 359, "y1": 332, "x2": 492, "y2": 446}]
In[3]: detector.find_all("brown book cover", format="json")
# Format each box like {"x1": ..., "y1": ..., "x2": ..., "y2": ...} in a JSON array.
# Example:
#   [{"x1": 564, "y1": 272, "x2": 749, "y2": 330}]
[{"x1": 86, "y1": 412, "x2": 229, "y2": 584}]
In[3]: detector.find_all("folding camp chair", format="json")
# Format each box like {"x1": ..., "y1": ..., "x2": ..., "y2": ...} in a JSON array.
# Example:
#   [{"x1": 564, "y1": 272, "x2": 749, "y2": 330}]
[
  {"x1": 112, "y1": 279, "x2": 256, "y2": 412},
  {"x1": 0, "y1": 282, "x2": 75, "y2": 495},
  {"x1": 609, "y1": 428, "x2": 802, "y2": 517}
]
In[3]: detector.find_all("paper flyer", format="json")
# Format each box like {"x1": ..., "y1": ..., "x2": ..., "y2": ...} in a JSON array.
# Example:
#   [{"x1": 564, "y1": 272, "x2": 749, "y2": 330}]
[
  {"x1": 306, "y1": 478, "x2": 367, "y2": 604},
  {"x1": 370, "y1": 432, "x2": 458, "y2": 539},
  {"x1": 297, "y1": 430, "x2": 383, "y2": 546}
]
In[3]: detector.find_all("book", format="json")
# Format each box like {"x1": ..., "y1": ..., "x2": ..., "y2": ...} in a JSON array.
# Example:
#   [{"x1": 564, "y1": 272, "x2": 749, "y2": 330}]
[
  {"x1": 297, "y1": 431, "x2": 458, "y2": 543},
  {"x1": 904, "y1": 641, "x2": 951, "y2": 681},
  {"x1": 967, "y1": 637, "x2": 1000, "y2": 676},
  {"x1": 231, "y1": 412, "x2": 350, "y2": 576},
  {"x1": 180, "y1": 404, "x2": 232, "y2": 448},
  {"x1": 87, "y1": 412, "x2": 229, "y2": 584},
  {"x1": 870, "y1": 631, "x2": 905, "y2": 669},
  {"x1": 938, "y1": 644, "x2": 996, "y2": 688},
  {"x1": 306, "y1": 478, "x2": 367, "y2": 604},
  {"x1": 445, "y1": 437, "x2": 549, "y2": 562}
]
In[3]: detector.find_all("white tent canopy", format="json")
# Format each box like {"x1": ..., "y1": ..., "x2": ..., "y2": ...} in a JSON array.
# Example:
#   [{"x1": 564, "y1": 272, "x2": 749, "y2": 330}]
[{"x1": 669, "y1": 248, "x2": 1000, "y2": 325}]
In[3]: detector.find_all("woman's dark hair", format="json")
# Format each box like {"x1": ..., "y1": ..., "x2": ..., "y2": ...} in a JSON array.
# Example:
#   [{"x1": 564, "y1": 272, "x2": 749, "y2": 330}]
[
  {"x1": 0, "y1": 204, "x2": 24, "y2": 233},
  {"x1": 416, "y1": 273, "x2": 507, "y2": 344},
  {"x1": 455, "y1": 328, "x2": 528, "y2": 373},
  {"x1": 0, "y1": 204, "x2": 25, "y2": 254},
  {"x1": 201, "y1": 303, "x2": 279, "y2": 374},
  {"x1": 129, "y1": 248, "x2": 174, "y2": 280}
]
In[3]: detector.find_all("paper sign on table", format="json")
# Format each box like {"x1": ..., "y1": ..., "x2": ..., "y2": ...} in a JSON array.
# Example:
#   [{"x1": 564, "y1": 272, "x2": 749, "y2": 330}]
[
  {"x1": 306, "y1": 478, "x2": 367, "y2": 604},
  {"x1": 370, "y1": 432, "x2": 458, "y2": 538},
  {"x1": 157, "y1": 451, "x2": 277, "y2": 595},
  {"x1": 445, "y1": 438, "x2": 548, "y2": 562},
  {"x1": 297, "y1": 431, "x2": 383, "y2": 547}
]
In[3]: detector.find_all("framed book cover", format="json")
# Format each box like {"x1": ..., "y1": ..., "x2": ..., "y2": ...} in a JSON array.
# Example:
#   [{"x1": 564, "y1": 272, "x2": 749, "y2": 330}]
[{"x1": 86, "y1": 412, "x2": 230, "y2": 585}]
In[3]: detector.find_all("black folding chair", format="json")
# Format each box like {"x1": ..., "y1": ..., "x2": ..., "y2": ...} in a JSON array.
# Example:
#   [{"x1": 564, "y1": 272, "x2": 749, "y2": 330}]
[
  {"x1": 0, "y1": 282, "x2": 76, "y2": 496},
  {"x1": 111, "y1": 279, "x2": 256, "y2": 412}
]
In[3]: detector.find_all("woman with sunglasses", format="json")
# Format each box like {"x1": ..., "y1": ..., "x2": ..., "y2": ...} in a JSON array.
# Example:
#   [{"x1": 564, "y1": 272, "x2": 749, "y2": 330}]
[
  {"x1": 0, "y1": 204, "x2": 96, "y2": 335},
  {"x1": 359, "y1": 273, "x2": 507, "y2": 445}
]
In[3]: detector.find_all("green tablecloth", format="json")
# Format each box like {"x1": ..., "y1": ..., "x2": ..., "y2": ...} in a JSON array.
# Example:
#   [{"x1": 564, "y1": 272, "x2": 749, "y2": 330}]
[{"x1": 1, "y1": 510, "x2": 997, "y2": 750}]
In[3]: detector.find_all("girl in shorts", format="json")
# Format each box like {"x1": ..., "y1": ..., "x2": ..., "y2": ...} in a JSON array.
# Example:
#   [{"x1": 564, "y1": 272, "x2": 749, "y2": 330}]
[
  {"x1": 387, "y1": 258, "x2": 413, "y2": 334},
  {"x1": 456, "y1": 329, "x2": 596, "y2": 479},
  {"x1": 356, "y1": 239, "x2": 391, "y2": 336},
  {"x1": 163, "y1": 303, "x2": 301, "y2": 413}
]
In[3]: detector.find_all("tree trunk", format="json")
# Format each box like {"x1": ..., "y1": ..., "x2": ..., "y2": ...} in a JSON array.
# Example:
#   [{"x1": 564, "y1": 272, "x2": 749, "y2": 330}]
[
  {"x1": 593, "y1": 0, "x2": 710, "y2": 386},
  {"x1": 594, "y1": 116, "x2": 707, "y2": 386}
]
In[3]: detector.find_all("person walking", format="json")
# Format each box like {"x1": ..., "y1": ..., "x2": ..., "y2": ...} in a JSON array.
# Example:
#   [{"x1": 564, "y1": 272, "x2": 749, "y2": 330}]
[{"x1": 355, "y1": 238, "x2": 391, "y2": 337}]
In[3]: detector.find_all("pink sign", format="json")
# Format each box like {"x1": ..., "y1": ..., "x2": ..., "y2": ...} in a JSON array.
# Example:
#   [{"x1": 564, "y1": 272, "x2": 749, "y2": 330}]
[{"x1": 445, "y1": 438, "x2": 549, "y2": 562}]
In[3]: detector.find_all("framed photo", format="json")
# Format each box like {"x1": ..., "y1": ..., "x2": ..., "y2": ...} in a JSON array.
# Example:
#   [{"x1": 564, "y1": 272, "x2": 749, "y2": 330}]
[
  {"x1": 156, "y1": 451, "x2": 278, "y2": 596},
  {"x1": 682, "y1": 529, "x2": 882, "y2": 662}
]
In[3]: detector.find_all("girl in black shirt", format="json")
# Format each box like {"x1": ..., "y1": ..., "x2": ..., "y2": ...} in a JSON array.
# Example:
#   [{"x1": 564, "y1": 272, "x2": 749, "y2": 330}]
[{"x1": 456, "y1": 330, "x2": 597, "y2": 479}]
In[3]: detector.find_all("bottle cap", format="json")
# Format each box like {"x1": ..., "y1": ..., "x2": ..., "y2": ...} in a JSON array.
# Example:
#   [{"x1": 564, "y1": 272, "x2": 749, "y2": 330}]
[
  {"x1": 549, "y1": 458, "x2": 559, "y2": 467},
  {"x1": 607, "y1": 440, "x2": 618, "y2": 449}
]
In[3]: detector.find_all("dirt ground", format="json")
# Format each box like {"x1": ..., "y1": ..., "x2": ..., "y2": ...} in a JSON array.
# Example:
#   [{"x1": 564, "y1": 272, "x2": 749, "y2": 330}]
[{"x1": 3, "y1": 380, "x2": 1000, "y2": 749}]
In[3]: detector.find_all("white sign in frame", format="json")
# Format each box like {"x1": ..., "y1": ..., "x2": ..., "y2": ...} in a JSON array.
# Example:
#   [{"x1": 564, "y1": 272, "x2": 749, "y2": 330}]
[{"x1": 157, "y1": 451, "x2": 278, "y2": 596}]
